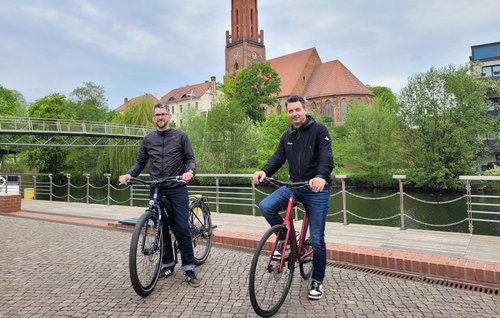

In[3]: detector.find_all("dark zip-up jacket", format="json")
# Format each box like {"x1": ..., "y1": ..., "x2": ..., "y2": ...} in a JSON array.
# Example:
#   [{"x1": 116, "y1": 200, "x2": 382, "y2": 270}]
[
  {"x1": 262, "y1": 115, "x2": 334, "y2": 183},
  {"x1": 127, "y1": 129, "x2": 196, "y2": 182}
]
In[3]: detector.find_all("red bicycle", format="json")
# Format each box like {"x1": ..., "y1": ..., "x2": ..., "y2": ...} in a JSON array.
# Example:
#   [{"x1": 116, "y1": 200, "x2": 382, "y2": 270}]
[{"x1": 249, "y1": 177, "x2": 313, "y2": 317}]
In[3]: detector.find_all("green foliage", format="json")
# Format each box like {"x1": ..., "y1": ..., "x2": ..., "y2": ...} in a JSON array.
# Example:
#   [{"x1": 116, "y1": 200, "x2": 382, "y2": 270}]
[
  {"x1": 255, "y1": 110, "x2": 290, "y2": 178},
  {"x1": 28, "y1": 93, "x2": 72, "y2": 119},
  {"x1": 203, "y1": 96, "x2": 259, "y2": 173},
  {"x1": 69, "y1": 82, "x2": 109, "y2": 122},
  {"x1": 223, "y1": 62, "x2": 281, "y2": 122},
  {"x1": 368, "y1": 86, "x2": 398, "y2": 112},
  {"x1": 0, "y1": 86, "x2": 25, "y2": 116},
  {"x1": 99, "y1": 96, "x2": 156, "y2": 177},
  {"x1": 398, "y1": 65, "x2": 499, "y2": 189},
  {"x1": 335, "y1": 98, "x2": 404, "y2": 186},
  {"x1": 23, "y1": 94, "x2": 73, "y2": 175}
]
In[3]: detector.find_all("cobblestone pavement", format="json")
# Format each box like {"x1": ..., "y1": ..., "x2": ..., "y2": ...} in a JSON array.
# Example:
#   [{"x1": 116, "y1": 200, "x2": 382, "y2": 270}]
[{"x1": 0, "y1": 216, "x2": 498, "y2": 318}]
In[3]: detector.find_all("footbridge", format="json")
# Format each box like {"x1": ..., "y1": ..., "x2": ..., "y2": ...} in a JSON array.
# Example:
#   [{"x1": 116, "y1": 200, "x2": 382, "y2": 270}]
[{"x1": 0, "y1": 116, "x2": 150, "y2": 147}]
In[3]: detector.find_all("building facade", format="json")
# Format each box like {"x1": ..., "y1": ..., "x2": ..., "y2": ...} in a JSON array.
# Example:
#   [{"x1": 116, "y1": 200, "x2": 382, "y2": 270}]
[
  {"x1": 224, "y1": 0, "x2": 374, "y2": 124},
  {"x1": 470, "y1": 41, "x2": 500, "y2": 170}
]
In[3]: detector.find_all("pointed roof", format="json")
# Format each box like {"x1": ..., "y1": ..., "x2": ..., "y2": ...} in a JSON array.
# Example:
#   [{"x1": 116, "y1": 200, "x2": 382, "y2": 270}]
[
  {"x1": 159, "y1": 81, "x2": 212, "y2": 103},
  {"x1": 267, "y1": 47, "x2": 321, "y2": 97},
  {"x1": 114, "y1": 93, "x2": 159, "y2": 112},
  {"x1": 304, "y1": 60, "x2": 374, "y2": 99}
]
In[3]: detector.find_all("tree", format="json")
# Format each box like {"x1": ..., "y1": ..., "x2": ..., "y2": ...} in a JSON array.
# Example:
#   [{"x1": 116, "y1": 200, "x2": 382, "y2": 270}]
[
  {"x1": 0, "y1": 86, "x2": 26, "y2": 116},
  {"x1": 223, "y1": 62, "x2": 281, "y2": 122},
  {"x1": 255, "y1": 110, "x2": 291, "y2": 178},
  {"x1": 335, "y1": 97, "x2": 404, "y2": 186},
  {"x1": 23, "y1": 94, "x2": 73, "y2": 176},
  {"x1": 98, "y1": 96, "x2": 156, "y2": 177},
  {"x1": 203, "y1": 96, "x2": 259, "y2": 173},
  {"x1": 398, "y1": 65, "x2": 499, "y2": 189},
  {"x1": 69, "y1": 82, "x2": 109, "y2": 122}
]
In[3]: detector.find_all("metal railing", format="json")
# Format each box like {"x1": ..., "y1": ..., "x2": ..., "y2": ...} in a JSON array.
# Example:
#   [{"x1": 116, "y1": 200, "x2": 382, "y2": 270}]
[
  {"x1": 0, "y1": 116, "x2": 150, "y2": 146},
  {"x1": 2, "y1": 173, "x2": 499, "y2": 235}
]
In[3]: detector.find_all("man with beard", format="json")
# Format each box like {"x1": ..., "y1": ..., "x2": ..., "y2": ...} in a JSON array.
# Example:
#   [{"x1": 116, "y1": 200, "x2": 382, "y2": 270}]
[{"x1": 119, "y1": 103, "x2": 200, "y2": 287}]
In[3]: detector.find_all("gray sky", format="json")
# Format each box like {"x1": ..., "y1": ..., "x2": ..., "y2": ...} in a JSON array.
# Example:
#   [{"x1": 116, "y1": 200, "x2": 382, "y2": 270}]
[{"x1": 1, "y1": 0, "x2": 499, "y2": 110}]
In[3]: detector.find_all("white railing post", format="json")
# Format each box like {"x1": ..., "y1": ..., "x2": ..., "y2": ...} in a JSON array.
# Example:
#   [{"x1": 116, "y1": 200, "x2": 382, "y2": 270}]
[
  {"x1": 336, "y1": 175, "x2": 348, "y2": 225},
  {"x1": 215, "y1": 177, "x2": 220, "y2": 213},
  {"x1": 393, "y1": 175, "x2": 406, "y2": 230},
  {"x1": 66, "y1": 174, "x2": 71, "y2": 203},
  {"x1": 84, "y1": 174, "x2": 90, "y2": 204},
  {"x1": 49, "y1": 174, "x2": 53, "y2": 201},
  {"x1": 104, "y1": 174, "x2": 111, "y2": 206},
  {"x1": 33, "y1": 176, "x2": 37, "y2": 200}
]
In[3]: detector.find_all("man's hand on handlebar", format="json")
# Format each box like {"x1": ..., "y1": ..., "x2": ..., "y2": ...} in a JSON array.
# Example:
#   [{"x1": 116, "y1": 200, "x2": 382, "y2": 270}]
[
  {"x1": 309, "y1": 177, "x2": 326, "y2": 192},
  {"x1": 252, "y1": 171, "x2": 267, "y2": 185},
  {"x1": 119, "y1": 174, "x2": 132, "y2": 185}
]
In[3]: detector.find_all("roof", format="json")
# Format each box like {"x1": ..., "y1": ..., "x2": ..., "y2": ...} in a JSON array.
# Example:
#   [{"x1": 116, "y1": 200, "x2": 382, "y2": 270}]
[
  {"x1": 159, "y1": 81, "x2": 212, "y2": 103},
  {"x1": 304, "y1": 60, "x2": 374, "y2": 98},
  {"x1": 267, "y1": 47, "x2": 321, "y2": 96},
  {"x1": 114, "y1": 94, "x2": 159, "y2": 112}
]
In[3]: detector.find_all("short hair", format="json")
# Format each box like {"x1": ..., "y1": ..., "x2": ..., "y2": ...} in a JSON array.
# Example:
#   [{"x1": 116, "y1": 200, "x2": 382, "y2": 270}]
[
  {"x1": 153, "y1": 103, "x2": 170, "y2": 113},
  {"x1": 285, "y1": 95, "x2": 306, "y2": 108}
]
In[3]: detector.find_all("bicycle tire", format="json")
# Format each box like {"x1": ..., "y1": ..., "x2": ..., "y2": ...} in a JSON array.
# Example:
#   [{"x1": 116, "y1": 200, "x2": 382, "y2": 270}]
[
  {"x1": 190, "y1": 199, "x2": 213, "y2": 265},
  {"x1": 129, "y1": 210, "x2": 163, "y2": 297},
  {"x1": 299, "y1": 219, "x2": 313, "y2": 279},
  {"x1": 249, "y1": 225, "x2": 296, "y2": 317}
]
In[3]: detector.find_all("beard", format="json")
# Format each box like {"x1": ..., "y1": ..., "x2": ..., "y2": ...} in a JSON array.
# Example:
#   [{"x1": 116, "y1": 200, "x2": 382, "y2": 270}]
[{"x1": 156, "y1": 120, "x2": 167, "y2": 130}]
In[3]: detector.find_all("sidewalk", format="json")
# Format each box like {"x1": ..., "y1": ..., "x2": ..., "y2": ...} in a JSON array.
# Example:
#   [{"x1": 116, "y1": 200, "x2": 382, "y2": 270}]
[{"x1": 6, "y1": 199, "x2": 500, "y2": 288}]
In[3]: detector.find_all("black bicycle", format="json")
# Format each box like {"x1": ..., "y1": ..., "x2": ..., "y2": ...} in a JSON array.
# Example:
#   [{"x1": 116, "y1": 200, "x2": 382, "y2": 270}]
[{"x1": 127, "y1": 177, "x2": 213, "y2": 297}]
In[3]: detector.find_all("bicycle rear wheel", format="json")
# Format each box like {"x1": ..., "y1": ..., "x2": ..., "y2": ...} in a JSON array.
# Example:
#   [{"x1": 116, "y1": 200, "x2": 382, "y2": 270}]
[
  {"x1": 299, "y1": 219, "x2": 313, "y2": 279},
  {"x1": 249, "y1": 225, "x2": 295, "y2": 317},
  {"x1": 129, "y1": 210, "x2": 163, "y2": 297},
  {"x1": 190, "y1": 199, "x2": 213, "y2": 265}
]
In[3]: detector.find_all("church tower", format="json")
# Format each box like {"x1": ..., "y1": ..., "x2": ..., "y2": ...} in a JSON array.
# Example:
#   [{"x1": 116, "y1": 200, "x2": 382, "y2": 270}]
[{"x1": 225, "y1": 0, "x2": 266, "y2": 77}]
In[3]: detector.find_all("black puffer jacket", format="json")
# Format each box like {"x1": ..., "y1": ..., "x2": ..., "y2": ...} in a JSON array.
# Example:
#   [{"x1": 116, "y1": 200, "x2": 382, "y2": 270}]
[
  {"x1": 262, "y1": 115, "x2": 334, "y2": 183},
  {"x1": 128, "y1": 129, "x2": 196, "y2": 181}
]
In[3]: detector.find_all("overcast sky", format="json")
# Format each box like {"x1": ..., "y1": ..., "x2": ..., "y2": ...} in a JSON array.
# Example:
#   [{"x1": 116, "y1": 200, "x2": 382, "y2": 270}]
[{"x1": 1, "y1": 0, "x2": 499, "y2": 110}]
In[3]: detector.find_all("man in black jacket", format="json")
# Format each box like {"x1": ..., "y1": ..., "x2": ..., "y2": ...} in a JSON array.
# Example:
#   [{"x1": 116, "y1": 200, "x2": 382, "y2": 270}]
[
  {"x1": 119, "y1": 103, "x2": 200, "y2": 287},
  {"x1": 253, "y1": 95, "x2": 334, "y2": 300}
]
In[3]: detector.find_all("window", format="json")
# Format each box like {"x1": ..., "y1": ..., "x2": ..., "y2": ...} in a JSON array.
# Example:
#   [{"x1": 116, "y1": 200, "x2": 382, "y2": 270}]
[
  {"x1": 195, "y1": 102, "x2": 198, "y2": 110},
  {"x1": 326, "y1": 100, "x2": 332, "y2": 117},
  {"x1": 172, "y1": 106, "x2": 175, "y2": 114},
  {"x1": 482, "y1": 64, "x2": 500, "y2": 78},
  {"x1": 341, "y1": 99, "x2": 348, "y2": 121},
  {"x1": 180, "y1": 105, "x2": 183, "y2": 113}
]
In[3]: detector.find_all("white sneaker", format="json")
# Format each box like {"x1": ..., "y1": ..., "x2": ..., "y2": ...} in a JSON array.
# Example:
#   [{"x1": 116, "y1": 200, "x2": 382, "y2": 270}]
[
  {"x1": 272, "y1": 240, "x2": 290, "y2": 260},
  {"x1": 308, "y1": 280, "x2": 324, "y2": 300}
]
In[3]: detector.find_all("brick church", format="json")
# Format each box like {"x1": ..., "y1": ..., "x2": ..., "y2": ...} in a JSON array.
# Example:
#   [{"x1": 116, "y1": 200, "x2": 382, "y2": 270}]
[
  {"x1": 117, "y1": 0, "x2": 374, "y2": 125},
  {"x1": 225, "y1": 0, "x2": 374, "y2": 123}
]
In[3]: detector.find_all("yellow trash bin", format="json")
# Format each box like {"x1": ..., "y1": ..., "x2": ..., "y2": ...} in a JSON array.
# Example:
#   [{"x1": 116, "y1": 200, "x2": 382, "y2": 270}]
[{"x1": 24, "y1": 188, "x2": 34, "y2": 200}]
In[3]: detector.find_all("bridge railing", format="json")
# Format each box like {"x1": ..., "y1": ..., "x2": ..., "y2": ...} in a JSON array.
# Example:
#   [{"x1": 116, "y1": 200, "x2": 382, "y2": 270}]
[
  {"x1": 0, "y1": 116, "x2": 150, "y2": 138},
  {"x1": 2, "y1": 173, "x2": 499, "y2": 235}
]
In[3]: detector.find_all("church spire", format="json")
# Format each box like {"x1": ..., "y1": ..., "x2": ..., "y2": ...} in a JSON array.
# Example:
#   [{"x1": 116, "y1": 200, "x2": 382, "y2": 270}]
[{"x1": 225, "y1": 0, "x2": 266, "y2": 77}]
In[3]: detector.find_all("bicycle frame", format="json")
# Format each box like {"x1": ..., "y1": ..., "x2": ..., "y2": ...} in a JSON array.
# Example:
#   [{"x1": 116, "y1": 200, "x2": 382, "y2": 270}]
[{"x1": 271, "y1": 187, "x2": 312, "y2": 273}]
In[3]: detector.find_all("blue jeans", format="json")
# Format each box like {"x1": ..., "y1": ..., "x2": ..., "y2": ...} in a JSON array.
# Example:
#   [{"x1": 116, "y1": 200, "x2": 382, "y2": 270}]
[
  {"x1": 259, "y1": 186, "x2": 330, "y2": 283},
  {"x1": 156, "y1": 185, "x2": 195, "y2": 272}
]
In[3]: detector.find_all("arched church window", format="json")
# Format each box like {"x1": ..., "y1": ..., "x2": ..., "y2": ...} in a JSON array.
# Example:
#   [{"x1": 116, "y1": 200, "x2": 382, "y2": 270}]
[
  {"x1": 341, "y1": 99, "x2": 348, "y2": 121},
  {"x1": 326, "y1": 100, "x2": 332, "y2": 117}
]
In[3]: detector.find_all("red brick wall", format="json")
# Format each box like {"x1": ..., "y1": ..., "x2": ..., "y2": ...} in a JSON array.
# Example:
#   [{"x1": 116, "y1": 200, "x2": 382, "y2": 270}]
[{"x1": 0, "y1": 194, "x2": 21, "y2": 213}]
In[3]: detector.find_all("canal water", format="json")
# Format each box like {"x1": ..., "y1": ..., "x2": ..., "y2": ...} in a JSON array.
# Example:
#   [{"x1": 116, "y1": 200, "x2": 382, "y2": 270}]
[{"x1": 43, "y1": 184, "x2": 499, "y2": 236}]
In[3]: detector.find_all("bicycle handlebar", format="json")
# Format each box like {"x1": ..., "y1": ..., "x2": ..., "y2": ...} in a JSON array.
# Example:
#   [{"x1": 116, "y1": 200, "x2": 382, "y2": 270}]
[
  {"x1": 265, "y1": 177, "x2": 310, "y2": 190},
  {"x1": 126, "y1": 176, "x2": 186, "y2": 187}
]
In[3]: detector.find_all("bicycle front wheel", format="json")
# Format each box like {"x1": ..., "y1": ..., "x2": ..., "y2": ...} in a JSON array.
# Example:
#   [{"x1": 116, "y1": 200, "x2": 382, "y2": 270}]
[
  {"x1": 249, "y1": 225, "x2": 295, "y2": 317},
  {"x1": 190, "y1": 199, "x2": 213, "y2": 265},
  {"x1": 129, "y1": 210, "x2": 163, "y2": 297}
]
